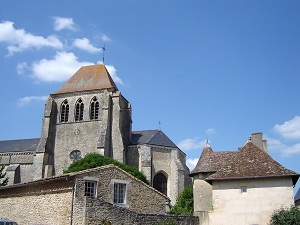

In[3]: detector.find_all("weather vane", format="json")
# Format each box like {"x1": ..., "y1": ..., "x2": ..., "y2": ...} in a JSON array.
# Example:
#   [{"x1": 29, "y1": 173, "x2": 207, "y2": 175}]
[{"x1": 102, "y1": 44, "x2": 106, "y2": 64}]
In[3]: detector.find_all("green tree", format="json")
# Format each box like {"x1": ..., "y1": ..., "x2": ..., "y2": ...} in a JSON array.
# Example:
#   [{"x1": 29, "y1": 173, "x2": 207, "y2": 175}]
[
  {"x1": 64, "y1": 153, "x2": 149, "y2": 185},
  {"x1": 0, "y1": 156, "x2": 8, "y2": 186},
  {"x1": 169, "y1": 185, "x2": 194, "y2": 216},
  {"x1": 270, "y1": 206, "x2": 300, "y2": 225}
]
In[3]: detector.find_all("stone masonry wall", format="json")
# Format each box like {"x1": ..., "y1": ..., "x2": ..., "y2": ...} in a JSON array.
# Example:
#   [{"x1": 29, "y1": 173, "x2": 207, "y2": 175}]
[
  {"x1": 85, "y1": 199, "x2": 199, "y2": 225},
  {"x1": 0, "y1": 179, "x2": 73, "y2": 225}
]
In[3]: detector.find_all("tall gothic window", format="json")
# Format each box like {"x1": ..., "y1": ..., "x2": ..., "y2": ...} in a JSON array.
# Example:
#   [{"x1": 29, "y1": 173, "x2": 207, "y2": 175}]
[
  {"x1": 90, "y1": 96, "x2": 99, "y2": 120},
  {"x1": 153, "y1": 172, "x2": 167, "y2": 195},
  {"x1": 75, "y1": 98, "x2": 84, "y2": 121},
  {"x1": 61, "y1": 99, "x2": 69, "y2": 122}
]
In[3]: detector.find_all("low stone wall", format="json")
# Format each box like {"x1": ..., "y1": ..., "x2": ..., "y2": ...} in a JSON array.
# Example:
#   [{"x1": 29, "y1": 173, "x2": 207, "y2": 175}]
[{"x1": 84, "y1": 199, "x2": 199, "y2": 225}]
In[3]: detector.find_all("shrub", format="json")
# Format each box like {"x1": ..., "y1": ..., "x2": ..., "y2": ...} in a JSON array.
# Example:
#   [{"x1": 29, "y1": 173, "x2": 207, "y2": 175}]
[
  {"x1": 64, "y1": 153, "x2": 149, "y2": 184},
  {"x1": 270, "y1": 206, "x2": 300, "y2": 225},
  {"x1": 169, "y1": 185, "x2": 193, "y2": 216}
]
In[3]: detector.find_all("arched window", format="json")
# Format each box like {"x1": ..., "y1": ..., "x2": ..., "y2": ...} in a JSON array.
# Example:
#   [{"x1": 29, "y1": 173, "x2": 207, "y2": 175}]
[
  {"x1": 61, "y1": 99, "x2": 69, "y2": 122},
  {"x1": 153, "y1": 172, "x2": 167, "y2": 195},
  {"x1": 69, "y1": 150, "x2": 82, "y2": 161},
  {"x1": 75, "y1": 98, "x2": 84, "y2": 121},
  {"x1": 90, "y1": 96, "x2": 99, "y2": 120}
]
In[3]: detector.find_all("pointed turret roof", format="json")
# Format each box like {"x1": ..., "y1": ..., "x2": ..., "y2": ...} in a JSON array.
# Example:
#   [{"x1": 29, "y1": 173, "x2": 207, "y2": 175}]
[
  {"x1": 54, "y1": 64, "x2": 118, "y2": 94},
  {"x1": 190, "y1": 144, "x2": 236, "y2": 175},
  {"x1": 206, "y1": 141, "x2": 299, "y2": 185}
]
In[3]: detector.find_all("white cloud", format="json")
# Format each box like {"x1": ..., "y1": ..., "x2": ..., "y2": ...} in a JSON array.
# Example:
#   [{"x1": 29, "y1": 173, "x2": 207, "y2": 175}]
[
  {"x1": 31, "y1": 51, "x2": 92, "y2": 82},
  {"x1": 16, "y1": 62, "x2": 30, "y2": 74},
  {"x1": 101, "y1": 35, "x2": 111, "y2": 42},
  {"x1": 282, "y1": 143, "x2": 300, "y2": 156},
  {"x1": 0, "y1": 21, "x2": 63, "y2": 56},
  {"x1": 105, "y1": 65, "x2": 123, "y2": 85},
  {"x1": 53, "y1": 17, "x2": 76, "y2": 31},
  {"x1": 177, "y1": 138, "x2": 205, "y2": 151},
  {"x1": 205, "y1": 128, "x2": 216, "y2": 134},
  {"x1": 186, "y1": 158, "x2": 199, "y2": 171},
  {"x1": 274, "y1": 116, "x2": 300, "y2": 139},
  {"x1": 73, "y1": 38, "x2": 102, "y2": 53},
  {"x1": 17, "y1": 96, "x2": 48, "y2": 106}
]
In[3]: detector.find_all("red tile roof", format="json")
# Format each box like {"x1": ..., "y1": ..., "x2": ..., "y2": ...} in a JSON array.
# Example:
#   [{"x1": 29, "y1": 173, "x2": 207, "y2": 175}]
[
  {"x1": 54, "y1": 64, "x2": 118, "y2": 94},
  {"x1": 205, "y1": 141, "x2": 299, "y2": 184}
]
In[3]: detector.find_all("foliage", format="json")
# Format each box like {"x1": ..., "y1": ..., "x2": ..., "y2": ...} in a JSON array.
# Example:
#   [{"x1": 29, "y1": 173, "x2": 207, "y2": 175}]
[
  {"x1": 64, "y1": 153, "x2": 149, "y2": 185},
  {"x1": 0, "y1": 156, "x2": 8, "y2": 186},
  {"x1": 169, "y1": 185, "x2": 194, "y2": 216},
  {"x1": 270, "y1": 206, "x2": 300, "y2": 225}
]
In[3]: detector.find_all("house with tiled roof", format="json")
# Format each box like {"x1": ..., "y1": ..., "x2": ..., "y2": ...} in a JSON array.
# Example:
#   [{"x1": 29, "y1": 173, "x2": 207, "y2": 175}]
[
  {"x1": 191, "y1": 132, "x2": 299, "y2": 225},
  {"x1": 0, "y1": 64, "x2": 191, "y2": 204}
]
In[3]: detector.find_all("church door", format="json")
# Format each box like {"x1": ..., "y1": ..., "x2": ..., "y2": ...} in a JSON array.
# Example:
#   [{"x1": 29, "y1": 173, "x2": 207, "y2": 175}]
[{"x1": 153, "y1": 172, "x2": 167, "y2": 195}]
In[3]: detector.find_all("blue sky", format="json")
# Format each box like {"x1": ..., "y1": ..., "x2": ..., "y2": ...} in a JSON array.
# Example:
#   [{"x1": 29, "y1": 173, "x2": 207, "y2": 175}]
[{"x1": 1, "y1": 1, "x2": 300, "y2": 192}]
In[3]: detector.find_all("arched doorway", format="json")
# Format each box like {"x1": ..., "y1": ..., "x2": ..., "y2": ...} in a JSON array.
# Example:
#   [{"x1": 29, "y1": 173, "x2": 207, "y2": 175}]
[{"x1": 153, "y1": 172, "x2": 167, "y2": 195}]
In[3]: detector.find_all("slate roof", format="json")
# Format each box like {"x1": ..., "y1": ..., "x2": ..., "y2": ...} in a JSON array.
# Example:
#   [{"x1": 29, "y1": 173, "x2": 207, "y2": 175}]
[
  {"x1": 205, "y1": 141, "x2": 299, "y2": 185},
  {"x1": 54, "y1": 64, "x2": 118, "y2": 94},
  {"x1": 130, "y1": 130, "x2": 178, "y2": 148},
  {"x1": 190, "y1": 144, "x2": 236, "y2": 175},
  {"x1": 0, "y1": 138, "x2": 40, "y2": 153}
]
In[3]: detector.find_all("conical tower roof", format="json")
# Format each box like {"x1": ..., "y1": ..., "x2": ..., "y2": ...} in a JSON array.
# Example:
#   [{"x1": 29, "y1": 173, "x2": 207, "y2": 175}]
[{"x1": 54, "y1": 64, "x2": 118, "y2": 94}]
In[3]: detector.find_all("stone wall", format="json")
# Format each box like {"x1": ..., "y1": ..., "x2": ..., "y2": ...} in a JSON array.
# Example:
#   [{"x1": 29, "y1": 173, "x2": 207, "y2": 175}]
[
  {"x1": 0, "y1": 178, "x2": 73, "y2": 225},
  {"x1": 84, "y1": 199, "x2": 199, "y2": 225}
]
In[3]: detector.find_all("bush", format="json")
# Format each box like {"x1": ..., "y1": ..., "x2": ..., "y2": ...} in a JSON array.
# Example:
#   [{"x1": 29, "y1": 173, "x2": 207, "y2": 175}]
[
  {"x1": 270, "y1": 206, "x2": 300, "y2": 225},
  {"x1": 169, "y1": 185, "x2": 194, "y2": 216},
  {"x1": 64, "y1": 153, "x2": 149, "y2": 184}
]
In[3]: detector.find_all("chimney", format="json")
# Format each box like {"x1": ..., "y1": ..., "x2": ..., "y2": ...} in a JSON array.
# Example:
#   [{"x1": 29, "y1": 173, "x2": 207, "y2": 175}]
[{"x1": 251, "y1": 132, "x2": 268, "y2": 153}]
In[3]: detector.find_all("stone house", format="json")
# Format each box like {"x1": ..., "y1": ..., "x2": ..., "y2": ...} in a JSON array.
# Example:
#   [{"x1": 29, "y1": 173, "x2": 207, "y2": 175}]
[
  {"x1": 190, "y1": 132, "x2": 300, "y2": 225},
  {"x1": 0, "y1": 64, "x2": 191, "y2": 204},
  {"x1": 0, "y1": 164, "x2": 176, "y2": 225}
]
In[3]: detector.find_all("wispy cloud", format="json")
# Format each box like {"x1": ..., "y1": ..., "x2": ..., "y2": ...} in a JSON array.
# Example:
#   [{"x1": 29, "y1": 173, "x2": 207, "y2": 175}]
[
  {"x1": 177, "y1": 137, "x2": 205, "y2": 151},
  {"x1": 17, "y1": 96, "x2": 48, "y2": 106},
  {"x1": 53, "y1": 17, "x2": 76, "y2": 31},
  {"x1": 266, "y1": 136, "x2": 300, "y2": 157},
  {"x1": 101, "y1": 35, "x2": 111, "y2": 42},
  {"x1": 205, "y1": 128, "x2": 216, "y2": 135},
  {"x1": 0, "y1": 21, "x2": 63, "y2": 56},
  {"x1": 186, "y1": 158, "x2": 198, "y2": 171},
  {"x1": 73, "y1": 38, "x2": 102, "y2": 53},
  {"x1": 274, "y1": 116, "x2": 300, "y2": 139}
]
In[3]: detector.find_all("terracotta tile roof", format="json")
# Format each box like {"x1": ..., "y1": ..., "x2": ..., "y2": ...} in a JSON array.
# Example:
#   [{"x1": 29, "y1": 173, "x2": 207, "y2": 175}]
[
  {"x1": 205, "y1": 141, "x2": 299, "y2": 185},
  {"x1": 54, "y1": 64, "x2": 118, "y2": 94},
  {"x1": 190, "y1": 144, "x2": 236, "y2": 175}
]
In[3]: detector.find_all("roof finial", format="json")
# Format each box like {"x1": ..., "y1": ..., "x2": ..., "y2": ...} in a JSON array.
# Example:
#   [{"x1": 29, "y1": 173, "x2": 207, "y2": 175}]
[
  {"x1": 159, "y1": 121, "x2": 161, "y2": 130},
  {"x1": 102, "y1": 44, "x2": 106, "y2": 64},
  {"x1": 205, "y1": 139, "x2": 210, "y2": 147}
]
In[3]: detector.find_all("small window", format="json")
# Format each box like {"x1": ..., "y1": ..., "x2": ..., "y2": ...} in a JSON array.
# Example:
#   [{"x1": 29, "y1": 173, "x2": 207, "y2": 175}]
[
  {"x1": 85, "y1": 181, "x2": 96, "y2": 198},
  {"x1": 61, "y1": 99, "x2": 69, "y2": 122},
  {"x1": 90, "y1": 96, "x2": 100, "y2": 120},
  {"x1": 114, "y1": 183, "x2": 126, "y2": 204},
  {"x1": 75, "y1": 98, "x2": 84, "y2": 121},
  {"x1": 241, "y1": 186, "x2": 247, "y2": 193}
]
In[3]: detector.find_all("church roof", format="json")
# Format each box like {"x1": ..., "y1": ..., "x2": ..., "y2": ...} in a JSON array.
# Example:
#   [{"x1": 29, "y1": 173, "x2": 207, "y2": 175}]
[
  {"x1": 0, "y1": 138, "x2": 40, "y2": 153},
  {"x1": 190, "y1": 144, "x2": 236, "y2": 175},
  {"x1": 130, "y1": 130, "x2": 178, "y2": 148},
  {"x1": 54, "y1": 64, "x2": 118, "y2": 94},
  {"x1": 205, "y1": 141, "x2": 299, "y2": 185}
]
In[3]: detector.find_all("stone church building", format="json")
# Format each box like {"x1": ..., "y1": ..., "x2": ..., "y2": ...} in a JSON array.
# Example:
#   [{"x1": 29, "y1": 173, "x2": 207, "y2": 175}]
[{"x1": 0, "y1": 64, "x2": 191, "y2": 204}]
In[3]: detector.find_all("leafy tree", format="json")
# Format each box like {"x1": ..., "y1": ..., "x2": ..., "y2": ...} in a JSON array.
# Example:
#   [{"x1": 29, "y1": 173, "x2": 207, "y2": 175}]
[
  {"x1": 169, "y1": 185, "x2": 194, "y2": 216},
  {"x1": 0, "y1": 156, "x2": 8, "y2": 186},
  {"x1": 64, "y1": 153, "x2": 149, "y2": 185},
  {"x1": 270, "y1": 206, "x2": 300, "y2": 225}
]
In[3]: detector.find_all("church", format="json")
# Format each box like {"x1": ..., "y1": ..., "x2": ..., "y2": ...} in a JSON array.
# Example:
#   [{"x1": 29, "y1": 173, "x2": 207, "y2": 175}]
[{"x1": 0, "y1": 64, "x2": 191, "y2": 204}]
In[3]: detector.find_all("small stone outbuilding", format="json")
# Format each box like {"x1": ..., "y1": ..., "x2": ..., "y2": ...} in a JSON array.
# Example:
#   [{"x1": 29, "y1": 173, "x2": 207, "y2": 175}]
[{"x1": 0, "y1": 164, "x2": 172, "y2": 225}]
